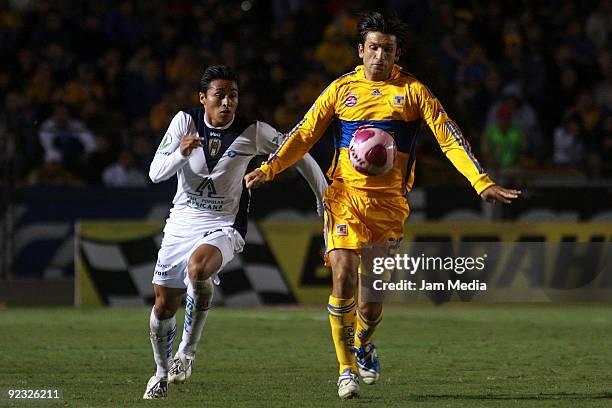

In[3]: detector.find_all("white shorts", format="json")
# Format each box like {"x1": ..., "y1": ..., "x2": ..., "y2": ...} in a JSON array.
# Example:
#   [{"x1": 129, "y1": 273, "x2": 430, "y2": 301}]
[{"x1": 152, "y1": 227, "x2": 245, "y2": 289}]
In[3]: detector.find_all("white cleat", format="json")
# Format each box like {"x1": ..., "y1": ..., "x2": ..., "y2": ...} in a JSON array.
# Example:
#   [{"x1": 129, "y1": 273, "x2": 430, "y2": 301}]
[
  {"x1": 337, "y1": 368, "x2": 360, "y2": 399},
  {"x1": 143, "y1": 375, "x2": 168, "y2": 400},
  {"x1": 355, "y1": 343, "x2": 380, "y2": 385},
  {"x1": 168, "y1": 352, "x2": 193, "y2": 384}
]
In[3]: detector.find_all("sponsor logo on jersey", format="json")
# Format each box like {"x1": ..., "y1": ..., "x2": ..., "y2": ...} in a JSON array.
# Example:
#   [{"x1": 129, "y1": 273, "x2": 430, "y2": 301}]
[
  {"x1": 272, "y1": 131, "x2": 285, "y2": 146},
  {"x1": 392, "y1": 95, "x2": 405, "y2": 107},
  {"x1": 226, "y1": 150, "x2": 250, "y2": 158},
  {"x1": 345, "y1": 94, "x2": 358, "y2": 107},
  {"x1": 189, "y1": 177, "x2": 224, "y2": 198},
  {"x1": 336, "y1": 224, "x2": 348, "y2": 236},
  {"x1": 187, "y1": 178, "x2": 225, "y2": 211},
  {"x1": 158, "y1": 133, "x2": 172, "y2": 150},
  {"x1": 371, "y1": 89, "x2": 382, "y2": 96},
  {"x1": 208, "y1": 137, "x2": 222, "y2": 157}
]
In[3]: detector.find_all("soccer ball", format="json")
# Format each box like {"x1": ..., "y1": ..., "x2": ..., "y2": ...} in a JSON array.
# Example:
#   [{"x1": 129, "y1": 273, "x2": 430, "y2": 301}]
[{"x1": 348, "y1": 127, "x2": 396, "y2": 176}]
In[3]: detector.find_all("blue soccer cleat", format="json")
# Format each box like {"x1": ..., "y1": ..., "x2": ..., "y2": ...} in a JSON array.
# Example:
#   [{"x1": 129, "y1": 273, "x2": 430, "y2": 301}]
[{"x1": 355, "y1": 343, "x2": 380, "y2": 384}]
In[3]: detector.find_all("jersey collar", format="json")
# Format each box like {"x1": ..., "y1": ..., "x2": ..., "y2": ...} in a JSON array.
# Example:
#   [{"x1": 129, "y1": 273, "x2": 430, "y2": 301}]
[
  {"x1": 203, "y1": 110, "x2": 235, "y2": 130},
  {"x1": 355, "y1": 64, "x2": 403, "y2": 82}
]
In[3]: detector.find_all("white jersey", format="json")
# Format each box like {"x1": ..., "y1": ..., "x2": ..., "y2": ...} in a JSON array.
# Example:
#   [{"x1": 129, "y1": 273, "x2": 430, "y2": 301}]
[{"x1": 149, "y1": 107, "x2": 327, "y2": 238}]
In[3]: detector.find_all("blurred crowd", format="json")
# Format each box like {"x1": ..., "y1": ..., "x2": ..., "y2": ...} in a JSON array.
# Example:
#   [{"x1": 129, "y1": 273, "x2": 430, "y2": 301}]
[{"x1": 0, "y1": 0, "x2": 611, "y2": 188}]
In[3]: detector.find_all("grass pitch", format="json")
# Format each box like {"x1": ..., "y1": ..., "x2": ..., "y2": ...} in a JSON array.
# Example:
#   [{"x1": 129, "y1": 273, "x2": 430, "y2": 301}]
[{"x1": 0, "y1": 304, "x2": 611, "y2": 407}]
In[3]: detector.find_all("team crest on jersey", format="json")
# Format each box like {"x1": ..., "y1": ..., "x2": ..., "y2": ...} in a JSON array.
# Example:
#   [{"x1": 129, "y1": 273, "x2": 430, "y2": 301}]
[
  {"x1": 345, "y1": 94, "x2": 358, "y2": 107},
  {"x1": 336, "y1": 224, "x2": 348, "y2": 236},
  {"x1": 371, "y1": 89, "x2": 382, "y2": 96},
  {"x1": 392, "y1": 95, "x2": 405, "y2": 107},
  {"x1": 159, "y1": 133, "x2": 172, "y2": 149},
  {"x1": 208, "y1": 137, "x2": 222, "y2": 158}
]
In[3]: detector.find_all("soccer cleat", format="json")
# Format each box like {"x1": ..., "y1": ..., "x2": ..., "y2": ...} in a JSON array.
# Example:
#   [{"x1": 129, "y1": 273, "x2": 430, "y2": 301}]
[
  {"x1": 337, "y1": 368, "x2": 360, "y2": 399},
  {"x1": 168, "y1": 352, "x2": 193, "y2": 384},
  {"x1": 355, "y1": 343, "x2": 380, "y2": 385},
  {"x1": 142, "y1": 375, "x2": 168, "y2": 400}
]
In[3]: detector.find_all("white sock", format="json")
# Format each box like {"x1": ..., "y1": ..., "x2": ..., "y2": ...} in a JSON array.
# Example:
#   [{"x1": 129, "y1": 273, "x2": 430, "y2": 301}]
[
  {"x1": 149, "y1": 307, "x2": 176, "y2": 378},
  {"x1": 178, "y1": 279, "x2": 213, "y2": 357}
]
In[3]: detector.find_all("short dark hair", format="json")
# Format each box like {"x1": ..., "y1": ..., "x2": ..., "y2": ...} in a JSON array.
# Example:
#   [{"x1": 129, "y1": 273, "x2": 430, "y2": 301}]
[
  {"x1": 357, "y1": 12, "x2": 408, "y2": 50},
  {"x1": 199, "y1": 65, "x2": 240, "y2": 93}
]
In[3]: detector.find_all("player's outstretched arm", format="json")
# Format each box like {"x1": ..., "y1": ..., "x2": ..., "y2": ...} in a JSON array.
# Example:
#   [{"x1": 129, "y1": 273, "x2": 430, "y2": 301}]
[
  {"x1": 480, "y1": 185, "x2": 522, "y2": 204},
  {"x1": 244, "y1": 169, "x2": 266, "y2": 189}
]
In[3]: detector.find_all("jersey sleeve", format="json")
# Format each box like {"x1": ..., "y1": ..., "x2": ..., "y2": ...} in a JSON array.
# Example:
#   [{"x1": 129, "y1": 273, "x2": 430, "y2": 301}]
[
  {"x1": 149, "y1": 111, "x2": 191, "y2": 183},
  {"x1": 257, "y1": 82, "x2": 337, "y2": 181},
  {"x1": 256, "y1": 121, "x2": 328, "y2": 214},
  {"x1": 414, "y1": 81, "x2": 495, "y2": 194},
  {"x1": 255, "y1": 121, "x2": 286, "y2": 155}
]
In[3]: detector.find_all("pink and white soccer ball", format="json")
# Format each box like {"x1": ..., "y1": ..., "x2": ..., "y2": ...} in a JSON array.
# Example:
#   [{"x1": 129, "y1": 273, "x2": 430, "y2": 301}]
[{"x1": 348, "y1": 127, "x2": 396, "y2": 176}]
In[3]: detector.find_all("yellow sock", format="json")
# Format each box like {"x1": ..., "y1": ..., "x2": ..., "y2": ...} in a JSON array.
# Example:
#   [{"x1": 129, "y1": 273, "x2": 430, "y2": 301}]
[
  {"x1": 327, "y1": 295, "x2": 357, "y2": 374},
  {"x1": 354, "y1": 308, "x2": 382, "y2": 349}
]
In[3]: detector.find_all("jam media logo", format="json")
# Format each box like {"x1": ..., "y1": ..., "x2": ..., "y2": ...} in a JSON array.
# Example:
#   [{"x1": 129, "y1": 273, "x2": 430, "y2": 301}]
[{"x1": 345, "y1": 94, "x2": 358, "y2": 107}]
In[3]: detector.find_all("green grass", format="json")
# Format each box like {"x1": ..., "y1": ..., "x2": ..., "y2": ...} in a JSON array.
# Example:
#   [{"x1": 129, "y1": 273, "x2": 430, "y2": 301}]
[{"x1": 0, "y1": 304, "x2": 611, "y2": 407}]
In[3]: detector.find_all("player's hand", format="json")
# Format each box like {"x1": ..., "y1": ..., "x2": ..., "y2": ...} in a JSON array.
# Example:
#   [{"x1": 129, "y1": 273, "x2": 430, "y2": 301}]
[
  {"x1": 480, "y1": 185, "x2": 522, "y2": 204},
  {"x1": 180, "y1": 135, "x2": 204, "y2": 157},
  {"x1": 244, "y1": 169, "x2": 266, "y2": 189}
]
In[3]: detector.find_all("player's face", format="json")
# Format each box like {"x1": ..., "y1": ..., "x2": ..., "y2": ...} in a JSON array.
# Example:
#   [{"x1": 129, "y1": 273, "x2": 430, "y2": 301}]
[
  {"x1": 200, "y1": 79, "x2": 239, "y2": 127},
  {"x1": 358, "y1": 32, "x2": 400, "y2": 81}
]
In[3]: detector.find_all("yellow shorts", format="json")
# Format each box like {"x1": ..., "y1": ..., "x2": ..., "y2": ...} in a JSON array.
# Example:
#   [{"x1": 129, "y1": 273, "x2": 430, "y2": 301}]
[{"x1": 323, "y1": 183, "x2": 409, "y2": 264}]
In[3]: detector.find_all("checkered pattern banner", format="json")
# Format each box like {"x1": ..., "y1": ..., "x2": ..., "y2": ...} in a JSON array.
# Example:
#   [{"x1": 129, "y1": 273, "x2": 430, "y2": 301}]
[{"x1": 76, "y1": 221, "x2": 296, "y2": 306}]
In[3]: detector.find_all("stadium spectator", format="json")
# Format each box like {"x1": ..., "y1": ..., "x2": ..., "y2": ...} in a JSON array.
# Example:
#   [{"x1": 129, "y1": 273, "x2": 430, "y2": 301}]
[
  {"x1": 102, "y1": 149, "x2": 147, "y2": 187},
  {"x1": 482, "y1": 104, "x2": 525, "y2": 169},
  {"x1": 314, "y1": 24, "x2": 355, "y2": 75},
  {"x1": 553, "y1": 114, "x2": 585, "y2": 165},
  {"x1": 2, "y1": 90, "x2": 41, "y2": 178},
  {"x1": 594, "y1": 53, "x2": 612, "y2": 112},
  {"x1": 38, "y1": 104, "x2": 96, "y2": 172},
  {"x1": 24, "y1": 151, "x2": 84, "y2": 187},
  {"x1": 585, "y1": 0, "x2": 611, "y2": 50},
  {"x1": 485, "y1": 85, "x2": 542, "y2": 161},
  {"x1": 103, "y1": 1, "x2": 142, "y2": 48}
]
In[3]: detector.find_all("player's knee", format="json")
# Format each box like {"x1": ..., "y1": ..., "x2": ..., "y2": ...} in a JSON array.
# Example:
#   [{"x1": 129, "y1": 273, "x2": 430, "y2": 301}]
[
  {"x1": 359, "y1": 302, "x2": 382, "y2": 321},
  {"x1": 188, "y1": 257, "x2": 217, "y2": 282},
  {"x1": 154, "y1": 295, "x2": 180, "y2": 320},
  {"x1": 332, "y1": 265, "x2": 358, "y2": 298}
]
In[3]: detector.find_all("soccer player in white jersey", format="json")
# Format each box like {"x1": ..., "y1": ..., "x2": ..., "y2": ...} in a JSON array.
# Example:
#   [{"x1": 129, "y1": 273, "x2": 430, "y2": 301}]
[{"x1": 143, "y1": 65, "x2": 328, "y2": 400}]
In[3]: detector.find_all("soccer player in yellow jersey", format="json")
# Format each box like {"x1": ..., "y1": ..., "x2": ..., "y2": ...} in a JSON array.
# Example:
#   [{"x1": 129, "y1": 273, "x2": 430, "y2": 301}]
[{"x1": 245, "y1": 12, "x2": 521, "y2": 399}]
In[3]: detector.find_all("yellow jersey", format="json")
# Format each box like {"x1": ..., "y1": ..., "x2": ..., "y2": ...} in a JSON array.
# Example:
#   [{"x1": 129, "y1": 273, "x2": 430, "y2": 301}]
[{"x1": 259, "y1": 64, "x2": 495, "y2": 196}]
